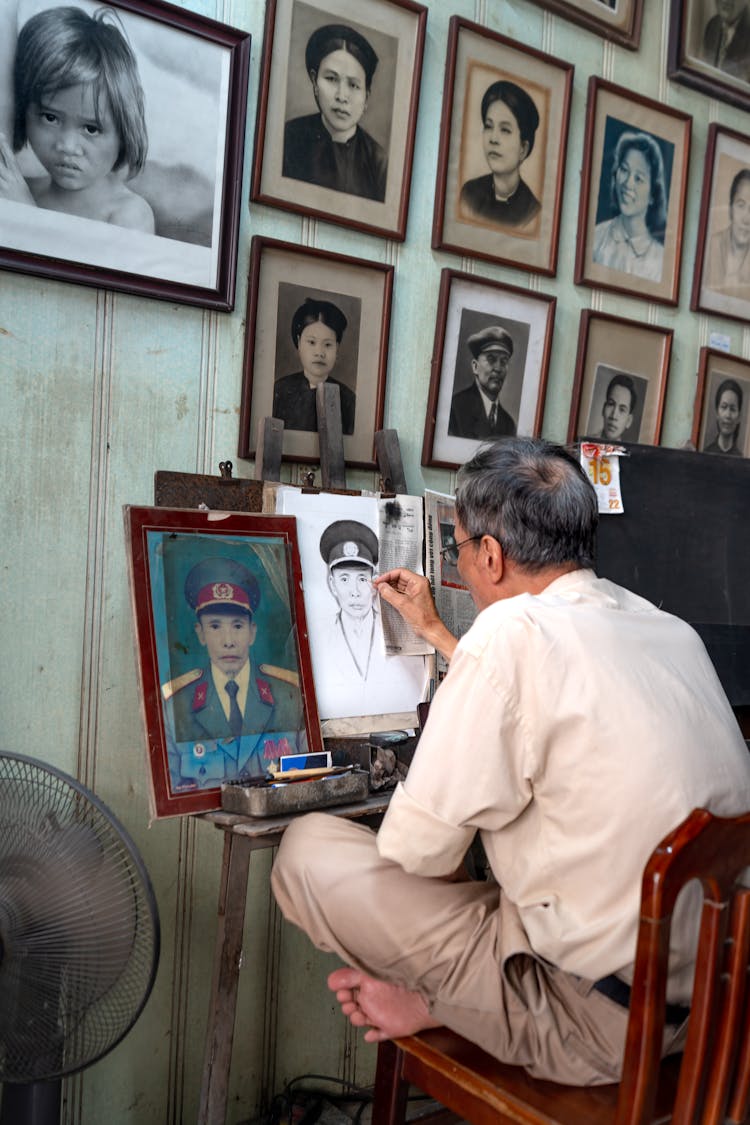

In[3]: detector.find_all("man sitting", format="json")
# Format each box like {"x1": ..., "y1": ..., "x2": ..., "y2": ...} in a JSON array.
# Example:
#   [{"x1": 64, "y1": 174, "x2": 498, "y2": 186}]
[{"x1": 271, "y1": 437, "x2": 750, "y2": 1085}]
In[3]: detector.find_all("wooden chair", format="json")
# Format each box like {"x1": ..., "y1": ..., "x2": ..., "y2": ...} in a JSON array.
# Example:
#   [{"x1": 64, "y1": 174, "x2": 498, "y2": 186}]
[{"x1": 372, "y1": 807, "x2": 750, "y2": 1125}]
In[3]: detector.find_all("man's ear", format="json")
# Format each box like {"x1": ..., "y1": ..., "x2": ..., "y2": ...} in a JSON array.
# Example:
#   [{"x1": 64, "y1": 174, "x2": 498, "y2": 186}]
[
  {"x1": 195, "y1": 620, "x2": 206, "y2": 648},
  {"x1": 481, "y1": 534, "x2": 504, "y2": 585},
  {"x1": 248, "y1": 621, "x2": 258, "y2": 647}
]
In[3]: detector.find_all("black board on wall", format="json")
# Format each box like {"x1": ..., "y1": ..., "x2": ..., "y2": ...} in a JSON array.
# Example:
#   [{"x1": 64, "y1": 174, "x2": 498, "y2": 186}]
[{"x1": 595, "y1": 443, "x2": 750, "y2": 707}]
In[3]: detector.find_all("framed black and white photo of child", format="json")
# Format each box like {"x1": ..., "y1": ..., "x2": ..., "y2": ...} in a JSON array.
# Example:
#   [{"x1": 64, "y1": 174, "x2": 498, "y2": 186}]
[
  {"x1": 251, "y1": 0, "x2": 426, "y2": 241},
  {"x1": 575, "y1": 78, "x2": 692, "y2": 307},
  {"x1": 0, "y1": 0, "x2": 249, "y2": 309},
  {"x1": 238, "y1": 236, "x2": 392, "y2": 469},
  {"x1": 431, "y1": 17, "x2": 573, "y2": 278}
]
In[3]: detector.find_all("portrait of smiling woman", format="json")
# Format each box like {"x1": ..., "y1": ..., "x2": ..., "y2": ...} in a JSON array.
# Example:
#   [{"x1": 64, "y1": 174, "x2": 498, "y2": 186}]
[
  {"x1": 593, "y1": 128, "x2": 669, "y2": 282},
  {"x1": 272, "y1": 295, "x2": 356, "y2": 435},
  {"x1": 282, "y1": 22, "x2": 387, "y2": 202},
  {"x1": 459, "y1": 78, "x2": 541, "y2": 229}
]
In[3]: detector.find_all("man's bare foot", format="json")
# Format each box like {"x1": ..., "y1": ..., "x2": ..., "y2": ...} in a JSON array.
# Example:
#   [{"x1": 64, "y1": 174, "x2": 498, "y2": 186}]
[{"x1": 327, "y1": 967, "x2": 441, "y2": 1043}]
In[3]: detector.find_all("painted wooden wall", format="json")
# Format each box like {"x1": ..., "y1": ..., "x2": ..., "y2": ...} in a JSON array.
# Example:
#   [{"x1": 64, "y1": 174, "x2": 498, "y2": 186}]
[{"x1": 2, "y1": 0, "x2": 749, "y2": 1121}]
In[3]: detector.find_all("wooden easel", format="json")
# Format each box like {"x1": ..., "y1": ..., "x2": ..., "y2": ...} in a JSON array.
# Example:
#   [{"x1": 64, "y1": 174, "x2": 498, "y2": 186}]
[{"x1": 253, "y1": 380, "x2": 409, "y2": 495}]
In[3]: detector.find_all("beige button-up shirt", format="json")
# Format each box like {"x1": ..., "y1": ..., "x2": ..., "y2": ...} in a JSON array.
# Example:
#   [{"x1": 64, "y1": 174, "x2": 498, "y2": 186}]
[{"x1": 377, "y1": 570, "x2": 750, "y2": 995}]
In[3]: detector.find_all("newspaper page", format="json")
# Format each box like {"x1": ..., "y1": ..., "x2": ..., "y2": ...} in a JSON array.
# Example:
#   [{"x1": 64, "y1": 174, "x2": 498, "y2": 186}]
[
  {"x1": 377, "y1": 495, "x2": 432, "y2": 657},
  {"x1": 424, "y1": 489, "x2": 478, "y2": 674}
]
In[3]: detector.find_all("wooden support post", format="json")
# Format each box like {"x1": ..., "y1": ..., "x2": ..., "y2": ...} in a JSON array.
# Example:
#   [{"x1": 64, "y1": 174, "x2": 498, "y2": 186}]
[
  {"x1": 316, "y1": 382, "x2": 347, "y2": 490},
  {"x1": 254, "y1": 417, "x2": 284, "y2": 482},
  {"x1": 375, "y1": 429, "x2": 407, "y2": 494},
  {"x1": 198, "y1": 832, "x2": 253, "y2": 1125}
]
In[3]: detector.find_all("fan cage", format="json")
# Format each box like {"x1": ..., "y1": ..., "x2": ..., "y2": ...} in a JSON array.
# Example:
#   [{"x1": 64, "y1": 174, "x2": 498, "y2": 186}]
[{"x1": 0, "y1": 752, "x2": 160, "y2": 1083}]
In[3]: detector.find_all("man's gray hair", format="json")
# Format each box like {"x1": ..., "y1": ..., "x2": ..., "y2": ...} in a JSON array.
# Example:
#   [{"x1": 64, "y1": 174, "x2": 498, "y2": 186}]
[{"x1": 455, "y1": 437, "x2": 598, "y2": 573}]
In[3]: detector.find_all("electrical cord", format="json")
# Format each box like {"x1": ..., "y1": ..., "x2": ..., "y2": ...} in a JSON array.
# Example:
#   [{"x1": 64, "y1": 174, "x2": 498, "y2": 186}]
[{"x1": 261, "y1": 1070, "x2": 434, "y2": 1125}]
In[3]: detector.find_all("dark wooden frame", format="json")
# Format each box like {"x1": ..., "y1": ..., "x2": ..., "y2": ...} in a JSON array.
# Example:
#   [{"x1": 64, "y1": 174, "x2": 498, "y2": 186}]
[
  {"x1": 124, "y1": 505, "x2": 324, "y2": 819},
  {"x1": 668, "y1": 0, "x2": 750, "y2": 113},
  {"x1": 238, "y1": 236, "x2": 392, "y2": 470},
  {"x1": 574, "y1": 77, "x2": 692, "y2": 307},
  {"x1": 528, "y1": 0, "x2": 643, "y2": 49},
  {"x1": 250, "y1": 0, "x2": 427, "y2": 241},
  {"x1": 692, "y1": 346, "x2": 750, "y2": 459},
  {"x1": 567, "y1": 309, "x2": 672, "y2": 447},
  {"x1": 422, "y1": 268, "x2": 556, "y2": 471},
  {"x1": 691, "y1": 123, "x2": 750, "y2": 325},
  {"x1": 0, "y1": 0, "x2": 250, "y2": 310},
  {"x1": 432, "y1": 16, "x2": 573, "y2": 278}
]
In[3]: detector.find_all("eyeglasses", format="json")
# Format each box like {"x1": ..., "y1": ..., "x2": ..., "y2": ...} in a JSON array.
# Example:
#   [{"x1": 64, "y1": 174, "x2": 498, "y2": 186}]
[{"x1": 439, "y1": 535, "x2": 482, "y2": 566}]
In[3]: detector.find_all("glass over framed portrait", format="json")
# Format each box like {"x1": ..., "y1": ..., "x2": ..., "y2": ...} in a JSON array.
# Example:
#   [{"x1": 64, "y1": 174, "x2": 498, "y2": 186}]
[
  {"x1": 238, "y1": 237, "x2": 392, "y2": 470},
  {"x1": 691, "y1": 124, "x2": 750, "y2": 324},
  {"x1": 567, "y1": 310, "x2": 673, "y2": 446},
  {"x1": 250, "y1": 0, "x2": 427, "y2": 240},
  {"x1": 574, "y1": 78, "x2": 692, "y2": 307},
  {"x1": 692, "y1": 347, "x2": 750, "y2": 459},
  {"x1": 0, "y1": 0, "x2": 250, "y2": 310},
  {"x1": 124, "y1": 506, "x2": 323, "y2": 819},
  {"x1": 422, "y1": 269, "x2": 556, "y2": 471},
  {"x1": 668, "y1": 0, "x2": 750, "y2": 113},
  {"x1": 432, "y1": 17, "x2": 573, "y2": 277},
  {"x1": 527, "y1": 0, "x2": 643, "y2": 49}
]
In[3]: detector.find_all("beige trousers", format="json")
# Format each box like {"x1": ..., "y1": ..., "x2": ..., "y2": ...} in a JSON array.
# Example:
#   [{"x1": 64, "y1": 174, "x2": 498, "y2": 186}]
[{"x1": 270, "y1": 813, "x2": 685, "y2": 1086}]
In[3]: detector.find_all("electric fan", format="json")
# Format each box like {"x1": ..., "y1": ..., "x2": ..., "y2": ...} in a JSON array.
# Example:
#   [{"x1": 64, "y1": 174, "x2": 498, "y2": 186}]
[{"x1": 0, "y1": 751, "x2": 160, "y2": 1125}]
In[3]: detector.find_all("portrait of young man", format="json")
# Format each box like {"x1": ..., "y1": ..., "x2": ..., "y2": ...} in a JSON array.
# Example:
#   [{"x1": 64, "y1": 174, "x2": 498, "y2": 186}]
[{"x1": 585, "y1": 364, "x2": 647, "y2": 443}]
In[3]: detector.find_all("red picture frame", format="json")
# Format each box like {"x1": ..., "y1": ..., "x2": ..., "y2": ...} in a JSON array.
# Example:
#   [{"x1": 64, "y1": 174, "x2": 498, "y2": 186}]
[{"x1": 125, "y1": 506, "x2": 323, "y2": 818}]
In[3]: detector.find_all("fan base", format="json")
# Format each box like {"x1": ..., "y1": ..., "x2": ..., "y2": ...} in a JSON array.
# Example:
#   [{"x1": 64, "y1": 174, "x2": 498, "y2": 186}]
[{"x1": 0, "y1": 1080, "x2": 61, "y2": 1125}]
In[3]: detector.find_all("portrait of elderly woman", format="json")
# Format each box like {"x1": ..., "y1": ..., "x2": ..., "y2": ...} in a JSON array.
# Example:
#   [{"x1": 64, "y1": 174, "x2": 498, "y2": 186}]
[
  {"x1": 593, "y1": 128, "x2": 669, "y2": 283},
  {"x1": 273, "y1": 296, "x2": 356, "y2": 435},
  {"x1": 459, "y1": 79, "x2": 541, "y2": 229},
  {"x1": 702, "y1": 377, "x2": 745, "y2": 456},
  {"x1": 282, "y1": 22, "x2": 387, "y2": 202},
  {"x1": 705, "y1": 167, "x2": 750, "y2": 297}
]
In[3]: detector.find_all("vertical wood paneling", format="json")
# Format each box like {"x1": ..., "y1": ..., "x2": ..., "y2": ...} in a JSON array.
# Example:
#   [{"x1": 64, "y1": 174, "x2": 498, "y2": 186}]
[{"x1": 3, "y1": 1, "x2": 750, "y2": 1122}]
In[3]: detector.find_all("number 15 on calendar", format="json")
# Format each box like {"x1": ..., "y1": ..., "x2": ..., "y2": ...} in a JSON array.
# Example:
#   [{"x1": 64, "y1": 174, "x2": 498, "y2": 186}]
[{"x1": 579, "y1": 446, "x2": 625, "y2": 514}]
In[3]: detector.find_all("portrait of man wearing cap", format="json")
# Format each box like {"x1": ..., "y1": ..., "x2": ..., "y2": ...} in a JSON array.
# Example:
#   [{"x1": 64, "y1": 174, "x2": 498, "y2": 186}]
[
  {"x1": 449, "y1": 324, "x2": 518, "y2": 440},
  {"x1": 282, "y1": 22, "x2": 388, "y2": 202},
  {"x1": 161, "y1": 556, "x2": 306, "y2": 790},
  {"x1": 318, "y1": 519, "x2": 387, "y2": 687}
]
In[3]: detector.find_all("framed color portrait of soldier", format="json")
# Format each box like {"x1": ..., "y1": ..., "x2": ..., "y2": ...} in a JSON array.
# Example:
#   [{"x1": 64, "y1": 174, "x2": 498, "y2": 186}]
[
  {"x1": 691, "y1": 124, "x2": 750, "y2": 324},
  {"x1": 432, "y1": 17, "x2": 573, "y2": 278},
  {"x1": 575, "y1": 78, "x2": 692, "y2": 307},
  {"x1": 0, "y1": 0, "x2": 250, "y2": 310},
  {"x1": 668, "y1": 0, "x2": 750, "y2": 113},
  {"x1": 567, "y1": 311, "x2": 673, "y2": 447},
  {"x1": 124, "y1": 505, "x2": 323, "y2": 818},
  {"x1": 250, "y1": 0, "x2": 426, "y2": 240},
  {"x1": 692, "y1": 348, "x2": 750, "y2": 459},
  {"x1": 527, "y1": 0, "x2": 643, "y2": 48},
  {"x1": 238, "y1": 237, "x2": 392, "y2": 470},
  {"x1": 422, "y1": 269, "x2": 556, "y2": 471}
]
